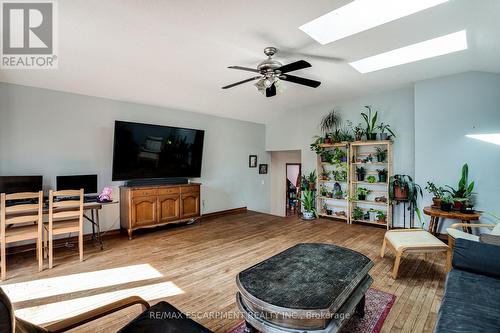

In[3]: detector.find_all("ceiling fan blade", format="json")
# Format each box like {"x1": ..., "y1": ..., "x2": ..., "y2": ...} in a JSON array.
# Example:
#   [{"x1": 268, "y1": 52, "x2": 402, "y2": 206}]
[
  {"x1": 266, "y1": 83, "x2": 277, "y2": 97},
  {"x1": 276, "y1": 60, "x2": 311, "y2": 73},
  {"x1": 222, "y1": 76, "x2": 261, "y2": 89},
  {"x1": 228, "y1": 66, "x2": 260, "y2": 73},
  {"x1": 280, "y1": 74, "x2": 321, "y2": 88}
]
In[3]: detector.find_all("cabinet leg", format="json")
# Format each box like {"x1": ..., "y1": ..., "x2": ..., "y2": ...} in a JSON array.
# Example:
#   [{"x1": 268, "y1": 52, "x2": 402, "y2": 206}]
[
  {"x1": 355, "y1": 294, "x2": 366, "y2": 317},
  {"x1": 127, "y1": 229, "x2": 133, "y2": 240}
]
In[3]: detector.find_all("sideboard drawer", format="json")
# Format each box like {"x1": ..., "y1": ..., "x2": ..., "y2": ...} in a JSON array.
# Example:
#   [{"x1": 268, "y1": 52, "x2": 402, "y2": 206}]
[
  {"x1": 180, "y1": 185, "x2": 200, "y2": 193},
  {"x1": 158, "y1": 187, "x2": 180, "y2": 195},
  {"x1": 131, "y1": 188, "x2": 158, "y2": 198}
]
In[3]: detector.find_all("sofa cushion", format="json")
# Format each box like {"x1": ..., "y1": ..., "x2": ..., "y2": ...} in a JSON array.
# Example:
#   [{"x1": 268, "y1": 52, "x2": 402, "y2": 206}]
[
  {"x1": 453, "y1": 238, "x2": 500, "y2": 279},
  {"x1": 480, "y1": 233, "x2": 500, "y2": 246},
  {"x1": 118, "y1": 301, "x2": 213, "y2": 333},
  {"x1": 446, "y1": 228, "x2": 479, "y2": 242},
  {"x1": 434, "y1": 269, "x2": 500, "y2": 333}
]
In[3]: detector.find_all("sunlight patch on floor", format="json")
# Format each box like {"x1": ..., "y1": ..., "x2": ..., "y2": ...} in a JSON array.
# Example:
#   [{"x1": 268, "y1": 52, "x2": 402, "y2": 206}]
[
  {"x1": 1, "y1": 264, "x2": 162, "y2": 302},
  {"x1": 14, "y1": 281, "x2": 184, "y2": 325}
]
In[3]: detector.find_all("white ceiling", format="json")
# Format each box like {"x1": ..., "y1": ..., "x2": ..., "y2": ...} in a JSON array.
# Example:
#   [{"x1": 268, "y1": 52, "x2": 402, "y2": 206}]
[{"x1": 1, "y1": 0, "x2": 500, "y2": 124}]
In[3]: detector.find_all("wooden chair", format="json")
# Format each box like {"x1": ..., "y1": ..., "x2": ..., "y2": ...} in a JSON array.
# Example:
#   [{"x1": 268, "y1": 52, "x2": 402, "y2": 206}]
[
  {"x1": 44, "y1": 189, "x2": 84, "y2": 269},
  {"x1": 0, "y1": 191, "x2": 44, "y2": 281}
]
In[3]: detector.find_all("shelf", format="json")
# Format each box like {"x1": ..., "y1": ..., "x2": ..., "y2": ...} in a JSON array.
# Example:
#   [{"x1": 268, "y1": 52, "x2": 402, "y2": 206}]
[
  {"x1": 351, "y1": 219, "x2": 388, "y2": 226},
  {"x1": 352, "y1": 181, "x2": 387, "y2": 185},
  {"x1": 350, "y1": 140, "x2": 393, "y2": 147},
  {"x1": 320, "y1": 214, "x2": 348, "y2": 220},
  {"x1": 318, "y1": 142, "x2": 349, "y2": 148},
  {"x1": 321, "y1": 203, "x2": 348, "y2": 208},
  {"x1": 319, "y1": 180, "x2": 348, "y2": 183},
  {"x1": 352, "y1": 162, "x2": 387, "y2": 165},
  {"x1": 319, "y1": 197, "x2": 348, "y2": 202},
  {"x1": 352, "y1": 200, "x2": 388, "y2": 206},
  {"x1": 320, "y1": 162, "x2": 348, "y2": 166}
]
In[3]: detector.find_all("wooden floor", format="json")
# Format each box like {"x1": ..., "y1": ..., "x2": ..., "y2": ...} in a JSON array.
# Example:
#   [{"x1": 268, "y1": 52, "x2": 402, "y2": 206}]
[{"x1": 0, "y1": 211, "x2": 447, "y2": 333}]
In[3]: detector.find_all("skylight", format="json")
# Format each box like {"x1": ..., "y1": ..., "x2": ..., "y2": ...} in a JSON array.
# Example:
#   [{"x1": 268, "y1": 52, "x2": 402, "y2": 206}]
[
  {"x1": 349, "y1": 30, "x2": 468, "y2": 73},
  {"x1": 299, "y1": 0, "x2": 449, "y2": 45}
]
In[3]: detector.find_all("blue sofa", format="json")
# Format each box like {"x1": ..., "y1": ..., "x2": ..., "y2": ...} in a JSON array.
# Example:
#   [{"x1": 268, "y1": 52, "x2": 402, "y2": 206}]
[{"x1": 434, "y1": 238, "x2": 500, "y2": 332}]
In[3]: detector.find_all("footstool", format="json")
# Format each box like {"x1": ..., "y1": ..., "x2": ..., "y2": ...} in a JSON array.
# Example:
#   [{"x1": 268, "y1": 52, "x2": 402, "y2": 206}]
[{"x1": 380, "y1": 229, "x2": 451, "y2": 279}]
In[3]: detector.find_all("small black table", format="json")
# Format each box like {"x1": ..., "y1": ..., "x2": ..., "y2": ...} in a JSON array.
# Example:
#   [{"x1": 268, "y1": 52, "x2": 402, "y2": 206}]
[{"x1": 236, "y1": 243, "x2": 374, "y2": 333}]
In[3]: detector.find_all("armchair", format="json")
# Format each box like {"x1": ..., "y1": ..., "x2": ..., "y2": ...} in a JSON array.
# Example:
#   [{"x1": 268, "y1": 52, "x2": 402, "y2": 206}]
[{"x1": 447, "y1": 222, "x2": 500, "y2": 250}]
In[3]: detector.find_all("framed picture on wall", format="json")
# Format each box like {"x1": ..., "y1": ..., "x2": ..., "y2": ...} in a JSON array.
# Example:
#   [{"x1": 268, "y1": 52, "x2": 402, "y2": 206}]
[
  {"x1": 259, "y1": 164, "x2": 268, "y2": 174},
  {"x1": 249, "y1": 155, "x2": 257, "y2": 168}
]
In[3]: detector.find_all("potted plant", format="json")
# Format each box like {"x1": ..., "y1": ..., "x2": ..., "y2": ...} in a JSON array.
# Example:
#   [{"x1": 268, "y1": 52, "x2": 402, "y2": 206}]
[
  {"x1": 366, "y1": 175, "x2": 377, "y2": 183},
  {"x1": 323, "y1": 204, "x2": 333, "y2": 216},
  {"x1": 310, "y1": 136, "x2": 325, "y2": 155},
  {"x1": 326, "y1": 190, "x2": 333, "y2": 198},
  {"x1": 368, "y1": 208, "x2": 378, "y2": 221},
  {"x1": 440, "y1": 195, "x2": 454, "y2": 212},
  {"x1": 320, "y1": 150, "x2": 334, "y2": 163},
  {"x1": 356, "y1": 187, "x2": 370, "y2": 201},
  {"x1": 356, "y1": 166, "x2": 366, "y2": 181},
  {"x1": 375, "y1": 147, "x2": 387, "y2": 162},
  {"x1": 425, "y1": 182, "x2": 445, "y2": 207},
  {"x1": 320, "y1": 109, "x2": 341, "y2": 140},
  {"x1": 352, "y1": 207, "x2": 364, "y2": 220},
  {"x1": 376, "y1": 210, "x2": 386, "y2": 223},
  {"x1": 306, "y1": 171, "x2": 317, "y2": 191},
  {"x1": 334, "y1": 190, "x2": 343, "y2": 199},
  {"x1": 361, "y1": 105, "x2": 378, "y2": 140},
  {"x1": 377, "y1": 169, "x2": 388, "y2": 183},
  {"x1": 332, "y1": 147, "x2": 347, "y2": 164},
  {"x1": 389, "y1": 174, "x2": 423, "y2": 223},
  {"x1": 376, "y1": 123, "x2": 396, "y2": 141},
  {"x1": 320, "y1": 185, "x2": 328, "y2": 197},
  {"x1": 460, "y1": 198, "x2": 475, "y2": 214},
  {"x1": 353, "y1": 123, "x2": 365, "y2": 141},
  {"x1": 320, "y1": 169, "x2": 330, "y2": 180},
  {"x1": 300, "y1": 189, "x2": 317, "y2": 220},
  {"x1": 444, "y1": 163, "x2": 475, "y2": 211}
]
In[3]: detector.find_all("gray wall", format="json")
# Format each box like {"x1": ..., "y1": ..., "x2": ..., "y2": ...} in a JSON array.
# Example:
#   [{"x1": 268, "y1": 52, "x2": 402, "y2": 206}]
[
  {"x1": 415, "y1": 71, "x2": 500, "y2": 232},
  {"x1": 0, "y1": 83, "x2": 271, "y2": 233}
]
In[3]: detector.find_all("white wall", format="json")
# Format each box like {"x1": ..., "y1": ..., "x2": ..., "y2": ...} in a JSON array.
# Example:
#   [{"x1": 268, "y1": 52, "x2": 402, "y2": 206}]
[
  {"x1": 270, "y1": 150, "x2": 301, "y2": 216},
  {"x1": 0, "y1": 83, "x2": 271, "y2": 234},
  {"x1": 266, "y1": 87, "x2": 415, "y2": 227},
  {"x1": 415, "y1": 72, "x2": 500, "y2": 232}
]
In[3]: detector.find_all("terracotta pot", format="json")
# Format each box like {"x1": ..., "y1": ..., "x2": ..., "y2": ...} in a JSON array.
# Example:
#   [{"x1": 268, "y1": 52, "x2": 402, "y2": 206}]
[
  {"x1": 308, "y1": 183, "x2": 316, "y2": 191},
  {"x1": 324, "y1": 138, "x2": 332, "y2": 144},
  {"x1": 453, "y1": 200, "x2": 463, "y2": 211},
  {"x1": 432, "y1": 197, "x2": 442, "y2": 207},
  {"x1": 394, "y1": 185, "x2": 408, "y2": 200}
]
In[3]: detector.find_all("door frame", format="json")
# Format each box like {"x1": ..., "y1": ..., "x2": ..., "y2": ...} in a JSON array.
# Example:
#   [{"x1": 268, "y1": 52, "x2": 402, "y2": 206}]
[{"x1": 285, "y1": 163, "x2": 301, "y2": 216}]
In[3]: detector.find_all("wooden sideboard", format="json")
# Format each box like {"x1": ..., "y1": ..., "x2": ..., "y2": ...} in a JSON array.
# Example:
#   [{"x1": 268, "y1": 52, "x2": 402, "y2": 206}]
[{"x1": 120, "y1": 183, "x2": 201, "y2": 239}]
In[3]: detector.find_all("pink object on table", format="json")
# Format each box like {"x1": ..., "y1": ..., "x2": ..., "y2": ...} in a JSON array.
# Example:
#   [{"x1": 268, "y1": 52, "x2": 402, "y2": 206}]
[{"x1": 98, "y1": 187, "x2": 112, "y2": 202}]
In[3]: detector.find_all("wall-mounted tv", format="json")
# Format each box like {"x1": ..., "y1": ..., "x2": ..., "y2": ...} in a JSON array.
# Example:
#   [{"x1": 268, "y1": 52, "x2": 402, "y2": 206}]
[{"x1": 112, "y1": 121, "x2": 205, "y2": 181}]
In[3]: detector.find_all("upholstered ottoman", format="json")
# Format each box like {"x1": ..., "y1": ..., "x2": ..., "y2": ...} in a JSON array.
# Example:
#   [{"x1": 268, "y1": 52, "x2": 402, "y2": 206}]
[{"x1": 381, "y1": 229, "x2": 451, "y2": 279}]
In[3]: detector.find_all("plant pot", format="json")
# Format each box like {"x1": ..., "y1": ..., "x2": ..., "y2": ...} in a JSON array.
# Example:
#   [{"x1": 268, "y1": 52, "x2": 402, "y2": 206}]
[
  {"x1": 378, "y1": 174, "x2": 387, "y2": 183},
  {"x1": 376, "y1": 155, "x2": 385, "y2": 162},
  {"x1": 460, "y1": 205, "x2": 475, "y2": 214},
  {"x1": 326, "y1": 193, "x2": 333, "y2": 198},
  {"x1": 355, "y1": 135, "x2": 362, "y2": 141},
  {"x1": 358, "y1": 194, "x2": 366, "y2": 201},
  {"x1": 432, "y1": 197, "x2": 442, "y2": 207},
  {"x1": 320, "y1": 155, "x2": 327, "y2": 162},
  {"x1": 379, "y1": 133, "x2": 388, "y2": 140},
  {"x1": 303, "y1": 211, "x2": 315, "y2": 220},
  {"x1": 394, "y1": 185, "x2": 408, "y2": 201},
  {"x1": 357, "y1": 174, "x2": 365, "y2": 181},
  {"x1": 308, "y1": 183, "x2": 316, "y2": 191},
  {"x1": 369, "y1": 211, "x2": 378, "y2": 221},
  {"x1": 367, "y1": 133, "x2": 377, "y2": 140},
  {"x1": 377, "y1": 219, "x2": 386, "y2": 224},
  {"x1": 324, "y1": 138, "x2": 332, "y2": 144},
  {"x1": 441, "y1": 202, "x2": 453, "y2": 212},
  {"x1": 453, "y1": 200, "x2": 463, "y2": 211},
  {"x1": 326, "y1": 209, "x2": 333, "y2": 215},
  {"x1": 340, "y1": 156, "x2": 347, "y2": 163}
]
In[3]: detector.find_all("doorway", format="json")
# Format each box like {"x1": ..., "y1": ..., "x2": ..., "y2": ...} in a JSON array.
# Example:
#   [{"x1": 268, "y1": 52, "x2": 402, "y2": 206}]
[{"x1": 286, "y1": 163, "x2": 301, "y2": 216}]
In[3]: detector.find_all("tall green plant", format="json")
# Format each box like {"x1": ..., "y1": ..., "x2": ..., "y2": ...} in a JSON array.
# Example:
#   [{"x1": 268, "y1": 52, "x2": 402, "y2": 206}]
[
  {"x1": 445, "y1": 163, "x2": 475, "y2": 200},
  {"x1": 361, "y1": 105, "x2": 378, "y2": 136},
  {"x1": 389, "y1": 174, "x2": 423, "y2": 223},
  {"x1": 300, "y1": 189, "x2": 317, "y2": 216}
]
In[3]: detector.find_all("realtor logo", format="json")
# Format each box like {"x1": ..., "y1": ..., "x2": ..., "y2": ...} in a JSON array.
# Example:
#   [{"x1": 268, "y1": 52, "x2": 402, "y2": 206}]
[{"x1": 1, "y1": 0, "x2": 57, "y2": 69}]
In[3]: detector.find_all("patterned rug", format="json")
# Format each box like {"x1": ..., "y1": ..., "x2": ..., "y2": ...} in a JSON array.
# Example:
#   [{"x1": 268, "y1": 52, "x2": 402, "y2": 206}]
[{"x1": 226, "y1": 288, "x2": 395, "y2": 333}]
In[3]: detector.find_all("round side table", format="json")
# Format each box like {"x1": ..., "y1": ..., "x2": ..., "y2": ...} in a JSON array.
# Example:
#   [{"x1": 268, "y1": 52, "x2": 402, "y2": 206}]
[{"x1": 423, "y1": 206, "x2": 480, "y2": 235}]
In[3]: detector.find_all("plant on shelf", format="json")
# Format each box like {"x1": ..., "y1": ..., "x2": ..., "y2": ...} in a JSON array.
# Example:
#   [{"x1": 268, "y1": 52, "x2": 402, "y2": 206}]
[
  {"x1": 376, "y1": 210, "x2": 386, "y2": 223},
  {"x1": 323, "y1": 204, "x2": 333, "y2": 216},
  {"x1": 356, "y1": 166, "x2": 366, "y2": 181},
  {"x1": 352, "y1": 123, "x2": 365, "y2": 141},
  {"x1": 320, "y1": 185, "x2": 328, "y2": 197},
  {"x1": 389, "y1": 174, "x2": 423, "y2": 223},
  {"x1": 333, "y1": 169, "x2": 348, "y2": 182},
  {"x1": 300, "y1": 189, "x2": 317, "y2": 220},
  {"x1": 306, "y1": 171, "x2": 317, "y2": 190},
  {"x1": 361, "y1": 105, "x2": 378, "y2": 140},
  {"x1": 363, "y1": 154, "x2": 373, "y2": 163},
  {"x1": 440, "y1": 195, "x2": 454, "y2": 212},
  {"x1": 310, "y1": 136, "x2": 325, "y2": 155},
  {"x1": 319, "y1": 109, "x2": 341, "y2": 143},
  {"x1": 332, "y1": 124, "x2": 354, "y2": 143},
  {"x1": 356, "y1": 187, "x2": 371, "y2": 201},
  {"x1": 326, "y1": 190, "x2": 333, "y2": 198},
  {"x1": 444, "y1": 163, "x2": 475, "y2": 211},
  {"x1": 320, "y1": 150, "x2": 334, "y2": 163},
  {"x1": 375, "y1": 147, "x2": 387, "y2": 162},
  {"x1": 366, "y1": 175, "x2": 377, "y2": 183},
  {"x1": 332, "y1": 147, "x2": 347, "y2": 164},
  {"x1": 377, "y1": 169, "x2": 388, "y2": 183},
  {"x1": 352, "y1": 207, "x2": 364, "y2": 220},
  {"x1": 334, "y1": 190, "x2": 344, "y2": 200},
  {"x1": 376, "y1": 123, "x2": 396, "y2": 140},
  {"x1": 425, "y1": 182, "x2": 445, "y2": 207},
  {"x1": 368, "y1": 208, "x2": 378, "y2": 221},
  {"x1": 320, "y1": 169, "x2": 330, "y2": 181}
]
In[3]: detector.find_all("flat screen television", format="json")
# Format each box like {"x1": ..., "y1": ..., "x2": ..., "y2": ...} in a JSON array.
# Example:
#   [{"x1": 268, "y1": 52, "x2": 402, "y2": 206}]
[
  {"x1": 0, "y1": 176, "x2": 43, "y2": 194},
  {"x1": 112, "y1": 121, "x2": 205, "y2": 181},
  {"x1": 57, "y1": 174, "x2": 98, "y2": 194}
]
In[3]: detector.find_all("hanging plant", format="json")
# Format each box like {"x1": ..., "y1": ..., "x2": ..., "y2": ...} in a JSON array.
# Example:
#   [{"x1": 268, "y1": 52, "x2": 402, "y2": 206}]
[{"x1": 320, "y1": 109, "x2": 341, "y2": 135}]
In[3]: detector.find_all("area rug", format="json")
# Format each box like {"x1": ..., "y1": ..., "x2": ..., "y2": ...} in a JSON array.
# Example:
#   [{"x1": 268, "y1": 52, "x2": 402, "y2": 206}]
[{"x1": 226, "y1": 288, "x2": 395, "y2": 333}]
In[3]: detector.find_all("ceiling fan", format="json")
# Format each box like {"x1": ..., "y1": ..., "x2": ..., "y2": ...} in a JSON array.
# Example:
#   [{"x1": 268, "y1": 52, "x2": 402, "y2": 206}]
[{"x1": 222, "y1": 47, "x2": 321, "y2": 97}]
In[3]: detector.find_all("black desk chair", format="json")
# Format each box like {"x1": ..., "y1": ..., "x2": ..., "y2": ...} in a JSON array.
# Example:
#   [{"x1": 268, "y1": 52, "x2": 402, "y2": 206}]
[{"x1": 0, "y1": 288, "x2": 213, "y2": 333}]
